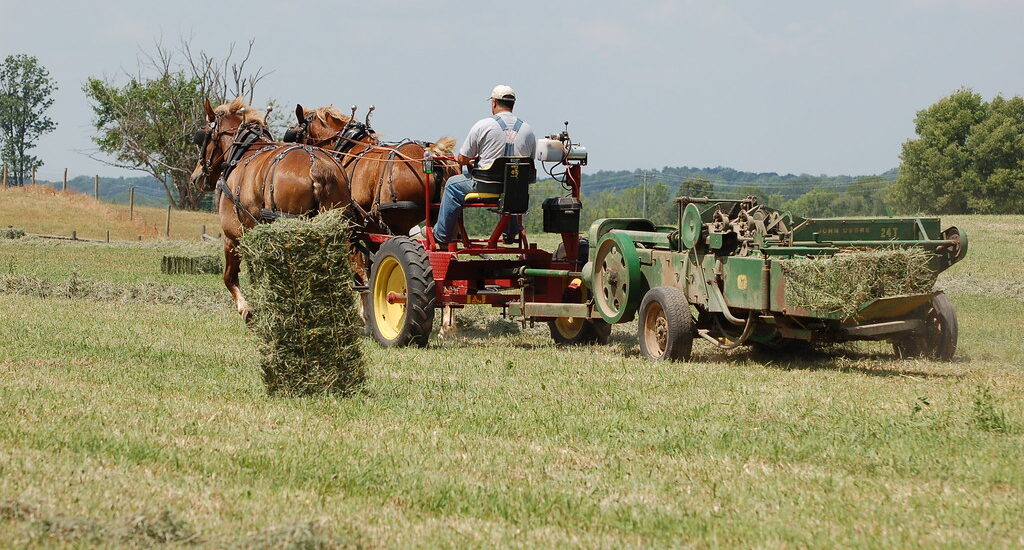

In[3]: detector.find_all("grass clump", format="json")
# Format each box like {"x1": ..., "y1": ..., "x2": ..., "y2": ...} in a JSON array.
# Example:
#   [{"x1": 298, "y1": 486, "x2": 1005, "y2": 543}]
[
  {"x1": 972, "y1": 386, "x2": 1010, "y2": 433},
  {"x1": 161, "y1": 253, "x2": 222, "y2": 275},
  {"x1": 781, "y1": 247, "x2": 938, "y2": 317},
  {"x1": 239, "y1": 209, "x2": 365, "y2": 397},
  {"x1": 1, "y1": 226, "x2": 26, "y2": 239}
]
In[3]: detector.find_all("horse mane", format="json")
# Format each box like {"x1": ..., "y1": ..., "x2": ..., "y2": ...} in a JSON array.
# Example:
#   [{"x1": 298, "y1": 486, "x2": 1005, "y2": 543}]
[
  {"x1": 429, "y1": 137, "x2": 456, "y2": 156},
  {"x1": 214, "y1": 97, "x2": 266, "y2": 125},
  {"x1": 314, "y1": 105, "x2": 351, "y2": 126}
]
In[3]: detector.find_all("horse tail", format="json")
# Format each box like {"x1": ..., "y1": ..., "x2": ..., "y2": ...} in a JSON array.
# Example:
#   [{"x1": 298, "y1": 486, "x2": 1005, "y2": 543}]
[
  {"x1": 427, "y1": 137, "x2": 456, "y2": 156},
  {"x1": 309, "y1": 152, "x2": 345, "y2": 209}
]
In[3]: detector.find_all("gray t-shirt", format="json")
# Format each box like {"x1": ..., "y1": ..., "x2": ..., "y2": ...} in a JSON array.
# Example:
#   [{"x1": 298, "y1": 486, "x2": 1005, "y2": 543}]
[{"x1": 459, "y1": 112, "x2": 536, "y2": 170}]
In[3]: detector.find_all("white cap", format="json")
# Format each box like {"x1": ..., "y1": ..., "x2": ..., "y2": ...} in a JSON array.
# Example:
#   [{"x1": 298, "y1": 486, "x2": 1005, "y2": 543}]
[{"x1": 489, "y1": 85, "x2": 516, "y2": 101}]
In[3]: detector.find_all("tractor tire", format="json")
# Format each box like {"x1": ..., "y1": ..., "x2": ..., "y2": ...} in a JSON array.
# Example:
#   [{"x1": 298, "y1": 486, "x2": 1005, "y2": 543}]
[
  {"x1": 637, "y1": 286, "x2": 694, "y2": 361},
  {"x1": 548, "y1": 317, "x2": 612, "y2": 346},
  {"x1": 368, "y1": 236, "x2": 436, "y2": 347},
  {"x1": 892, "y1": 292, "x2": 958, "y2": 361}
]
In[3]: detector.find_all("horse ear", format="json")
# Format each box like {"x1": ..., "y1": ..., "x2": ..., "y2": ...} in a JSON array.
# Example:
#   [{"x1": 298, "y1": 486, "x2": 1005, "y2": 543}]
[
  {"x1": 295, "y1": 104, "x2": 305, "y2": 122},
  {"x1": 204, "y1": 99, "x2": 215, "y2": 122}
]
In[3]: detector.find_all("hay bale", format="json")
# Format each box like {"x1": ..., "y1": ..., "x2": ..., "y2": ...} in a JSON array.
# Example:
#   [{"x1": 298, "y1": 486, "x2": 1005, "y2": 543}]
[
  {"x1": 238, "y1": 210, "x2": 365, "y2": 396},
  {"x1": 1, "y1": 226, "x2": 26, "y2": 239},
  {"x1": 160, "y1": 254, "x2": 221, "y2": 275},
  {"x1": 781, "y1": 247, "x2": 937, "y2": 317}
]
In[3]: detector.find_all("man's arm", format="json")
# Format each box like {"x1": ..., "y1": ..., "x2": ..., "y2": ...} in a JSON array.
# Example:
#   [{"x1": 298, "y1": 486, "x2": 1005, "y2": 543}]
[{"x1": 456, "y1": 154, "x2": 475, "y2": 167}]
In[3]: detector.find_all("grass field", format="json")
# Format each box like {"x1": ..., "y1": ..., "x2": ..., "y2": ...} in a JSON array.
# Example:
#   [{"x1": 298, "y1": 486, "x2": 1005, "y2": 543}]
[
  {"x1": 0, "y1": 185, "x2": 220, "y2": 241},
  {"x1": 0, "y1": 203, "x2": 1022, "y2": 547}
]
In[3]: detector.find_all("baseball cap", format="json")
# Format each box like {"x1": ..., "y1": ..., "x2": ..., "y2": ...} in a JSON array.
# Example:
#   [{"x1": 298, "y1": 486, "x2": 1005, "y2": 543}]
[{"x1": 489, "y1": 85, "x2": 516, "y2": 101}]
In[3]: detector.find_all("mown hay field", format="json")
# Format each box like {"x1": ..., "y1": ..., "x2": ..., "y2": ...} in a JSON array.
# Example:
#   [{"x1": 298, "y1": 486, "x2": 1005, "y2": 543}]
[
  {"x1": 0, "y1": 185, "x2": 220, "y2": 241},
  {"x1": 0, "y1": 209, "x2": 1022, "y2": 547}
]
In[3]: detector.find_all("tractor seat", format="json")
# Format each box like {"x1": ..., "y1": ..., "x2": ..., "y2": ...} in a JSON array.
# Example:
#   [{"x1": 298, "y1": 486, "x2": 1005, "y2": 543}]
[{"x1": 464, "y1": 191, "x2": 501, "y2": 206}]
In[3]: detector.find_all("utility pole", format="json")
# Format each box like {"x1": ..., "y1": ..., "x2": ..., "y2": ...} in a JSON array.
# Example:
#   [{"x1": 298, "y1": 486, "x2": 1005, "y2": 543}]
[{"x1": 642, "y1": 170, "x2": 648, "y2": 219}]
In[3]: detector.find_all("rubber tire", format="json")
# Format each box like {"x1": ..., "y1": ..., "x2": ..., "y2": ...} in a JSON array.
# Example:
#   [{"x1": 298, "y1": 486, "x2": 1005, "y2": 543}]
[
  {"x1": 892, "y1": 292, "x2": 958, "y2": 361},
  {"x1": 368, "y1": 236, "x2": 436, "y2": 347},
  {"x1": 637, "y1": 286, "x2": 694, "y2": 361},
  {"x1": 548, "y1": 318, "x2": 612, "y2": 346}
]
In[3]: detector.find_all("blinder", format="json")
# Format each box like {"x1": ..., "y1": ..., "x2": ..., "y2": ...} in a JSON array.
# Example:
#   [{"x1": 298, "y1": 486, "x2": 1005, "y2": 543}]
[
  {"x1": 337, "y1": 121, "x2": 369, "y2": 153},
  {"x1": 192, "y1": 127, "x2": 211, "y2": 147},
  {"x1": 282, "y1": 128, "x2": 299, "y2": 143}
]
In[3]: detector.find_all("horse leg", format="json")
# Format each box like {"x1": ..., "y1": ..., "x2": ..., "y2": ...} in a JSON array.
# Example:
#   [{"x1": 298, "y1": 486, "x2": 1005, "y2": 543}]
[{"x1": 223, "y1": 240, "x2": 252, "y2": 322}]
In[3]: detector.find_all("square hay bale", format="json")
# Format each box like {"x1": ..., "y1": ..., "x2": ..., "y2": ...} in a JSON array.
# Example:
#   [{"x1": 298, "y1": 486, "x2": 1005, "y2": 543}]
[
  {"x1": 160, "y1": 254, "x2": 222, "y2": 275},
  {"x1": 1, "y1": 226, "x2": 26, "y2": 239},
  {"x1": 781, "y1": 247, "x2": 938, "y2": 318},
  {"x1": 238, "y1": 210, "x2": 365, "y2": 396}
]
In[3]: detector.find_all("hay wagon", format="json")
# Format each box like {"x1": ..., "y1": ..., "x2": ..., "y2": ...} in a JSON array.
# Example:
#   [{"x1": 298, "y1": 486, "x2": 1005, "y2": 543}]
[{"x1": 356, "y1": 128, "x2": 968, "y2": 361}]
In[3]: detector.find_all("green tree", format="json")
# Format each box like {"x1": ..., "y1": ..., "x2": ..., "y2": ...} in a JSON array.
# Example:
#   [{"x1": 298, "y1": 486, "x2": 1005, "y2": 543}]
[
  {"x1": 891, "y1": 89, "x2": 1024, "y2": 214},
  {"x1": 84, "y1": 39, "x2": 269, "y2": 209},
  {"x1": 0, "y1": 54, "x2": 57, "y2": 186}
]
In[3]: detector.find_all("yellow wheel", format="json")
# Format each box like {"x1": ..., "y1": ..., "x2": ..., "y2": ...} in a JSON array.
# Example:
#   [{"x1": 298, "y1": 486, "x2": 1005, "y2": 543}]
[
  {"x1": 367, "y1": 237, "x2": 435, "y2": 347},
  {"x1": 548, "y1": 316, "x2": 611, "y2": 345}
]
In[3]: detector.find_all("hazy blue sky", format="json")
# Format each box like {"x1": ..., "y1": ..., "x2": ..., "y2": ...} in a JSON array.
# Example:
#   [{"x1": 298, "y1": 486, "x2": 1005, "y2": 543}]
[{"x1": 2, "y1": 0, "x2": 1023, "y2": 182}]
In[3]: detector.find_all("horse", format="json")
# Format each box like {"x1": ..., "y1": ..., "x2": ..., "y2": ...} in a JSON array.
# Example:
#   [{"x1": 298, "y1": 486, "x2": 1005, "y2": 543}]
[
  {"x1": 189, "y1": 97, "x2": 352, "y2": 320},
  {"x1": 285, "y1": 103, "x2": 459, "y2": 238}
]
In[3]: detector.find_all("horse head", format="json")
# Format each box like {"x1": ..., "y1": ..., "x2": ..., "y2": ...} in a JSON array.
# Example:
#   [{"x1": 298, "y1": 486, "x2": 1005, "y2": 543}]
[
  {"x1": 190, "y1": 97, "x2": 271, "y2": 191},
  {"x1": 286, "y1": 104, "x2": 377, "y2": 152}
]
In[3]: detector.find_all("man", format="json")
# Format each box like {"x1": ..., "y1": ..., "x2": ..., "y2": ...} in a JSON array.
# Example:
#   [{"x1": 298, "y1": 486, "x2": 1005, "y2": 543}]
[{"x1": 432, "y1": 84, "x2": 536, "y2": 246}]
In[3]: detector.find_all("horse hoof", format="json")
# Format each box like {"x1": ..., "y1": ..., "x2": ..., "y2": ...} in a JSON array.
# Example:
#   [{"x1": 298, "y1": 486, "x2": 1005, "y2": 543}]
[{"x1": 240, "y1": 307, "x2": 254, "y2": 325}]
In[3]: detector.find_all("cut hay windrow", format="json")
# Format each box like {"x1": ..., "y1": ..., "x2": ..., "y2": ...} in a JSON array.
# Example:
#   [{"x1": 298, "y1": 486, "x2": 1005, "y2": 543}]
[
  {"x1": 781, "y1": 247, "x2": 938, "y2": 318},
  {"x1": 238, "y1": 210, "x2": 365, "y2": 397},
  {"x1": 160, "y1": 254, "x2": 221, "y2": 275}
]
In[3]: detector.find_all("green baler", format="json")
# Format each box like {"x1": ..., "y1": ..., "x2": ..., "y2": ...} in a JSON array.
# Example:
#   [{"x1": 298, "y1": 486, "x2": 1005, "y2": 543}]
[{"x1": 580, "y1": 196, "x2": 967, "y2": 361}]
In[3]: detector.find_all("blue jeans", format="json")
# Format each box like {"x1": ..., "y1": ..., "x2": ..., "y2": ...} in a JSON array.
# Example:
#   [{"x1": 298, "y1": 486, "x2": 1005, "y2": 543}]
[{"x1": 432, "y1": 174, "x2": 521, "y2": 243}]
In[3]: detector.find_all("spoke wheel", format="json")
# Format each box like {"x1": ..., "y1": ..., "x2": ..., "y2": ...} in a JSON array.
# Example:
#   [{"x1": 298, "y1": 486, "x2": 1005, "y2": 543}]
[
  {"x1": 593, "y1": 232, "x2": 642, "y2": 323},
  {"x1": 368, "y1": 236, "x2": 435, "y2": 347},
  {"x1": 638, "y1": 286, "x2": 694, "y2": 361},
  {"x1": 892, "y1": 292, "x2": 958, "y2": 361}
]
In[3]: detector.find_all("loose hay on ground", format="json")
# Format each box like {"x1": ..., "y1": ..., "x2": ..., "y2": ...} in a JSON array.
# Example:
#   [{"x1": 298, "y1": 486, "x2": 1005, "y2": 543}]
[
  {"x1": 239, "y1": 210, "x2": 365, "y2": 397},
  {"x1": 781, "y1": 247, "x2": 938, "y2": 317}
]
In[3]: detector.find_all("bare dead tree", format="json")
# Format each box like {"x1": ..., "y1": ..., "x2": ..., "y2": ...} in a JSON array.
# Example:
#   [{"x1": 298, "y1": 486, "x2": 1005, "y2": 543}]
[{"x1": 83, "y1": 36, "x2": 273, "y2": 209}]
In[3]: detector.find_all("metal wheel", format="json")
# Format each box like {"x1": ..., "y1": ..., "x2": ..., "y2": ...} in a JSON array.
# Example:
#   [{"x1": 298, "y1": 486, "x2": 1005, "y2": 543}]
[
  {"x1": 368, "y1": 236, "x2": 435, "y2": 347},
  {"x1": 593, "y1": 231, "x2": 642, "y2": 323},
  {"x1": 892, "y1": 292, "x2": 958, "y2": 361},
  {"x1": 637, "y1": 286, "x2": 694, "y2": 361},
  {"x1": 548, "y1": 317, "x2": 611, "y2": 346}
]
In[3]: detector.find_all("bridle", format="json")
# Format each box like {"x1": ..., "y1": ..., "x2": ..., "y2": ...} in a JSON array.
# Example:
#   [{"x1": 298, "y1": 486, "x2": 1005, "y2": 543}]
[{"x1": 193, "y1": 115, "x2": 273, "y2": 189}]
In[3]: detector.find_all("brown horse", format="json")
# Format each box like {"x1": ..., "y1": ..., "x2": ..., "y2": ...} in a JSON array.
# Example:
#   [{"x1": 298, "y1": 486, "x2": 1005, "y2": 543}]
[
  {"x1": 190, "y1": 97, "x2": 351, "y2": 319},
  {"x1": 287, "y1": 104, "x2": 458, "y2": 237}
]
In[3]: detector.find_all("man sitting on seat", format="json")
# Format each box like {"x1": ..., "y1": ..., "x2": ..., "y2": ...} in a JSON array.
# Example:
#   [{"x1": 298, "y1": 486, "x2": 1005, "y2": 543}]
[{"x1": 432, "y1": 84, "x2": 536, "y2": 246}]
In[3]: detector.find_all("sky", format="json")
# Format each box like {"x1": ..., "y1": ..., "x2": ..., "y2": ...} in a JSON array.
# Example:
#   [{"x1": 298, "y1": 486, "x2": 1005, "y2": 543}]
[{"x1": 2, "y1": 0, "x2": 1023, "y2": 183}]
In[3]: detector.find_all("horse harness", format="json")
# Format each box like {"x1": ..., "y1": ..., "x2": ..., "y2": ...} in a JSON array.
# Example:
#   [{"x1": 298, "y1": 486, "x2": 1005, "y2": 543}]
[{"x1": 206, "y1": 121, "x2": 331, "y2": 225}]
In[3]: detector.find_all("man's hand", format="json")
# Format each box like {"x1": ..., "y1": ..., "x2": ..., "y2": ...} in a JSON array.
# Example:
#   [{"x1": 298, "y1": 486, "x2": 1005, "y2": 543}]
[{"x1": 456, "y1": 154, "x2": 476, "y2": 167}]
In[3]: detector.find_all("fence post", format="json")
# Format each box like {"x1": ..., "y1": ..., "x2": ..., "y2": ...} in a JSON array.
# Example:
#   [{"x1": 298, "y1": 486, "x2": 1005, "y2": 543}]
[
  {"x1": 94, "y1": 175, "x2": 99, "y2": 200},
  {"x1": 71, "y1": 230, "x2": 77, "y2": 241},
  {"x1": 201, "y1": 224, "x2": 206, "y2": 238},
  {"x1": 2, "y1": 165, "x2": 7, "y2": 187},
  {"x1": 31, "y1": 167, "x2": 36, "y2": 185},
  {"x1": 105, "y1": 230, "x2": 110, "y2": 243},
  {"x1": 165, "y1": 204, "x2": 172, "y2": 238},
  {"x1": 62, "y1": 168, "x2": 67, "y2": 192},
  {"x1": 129, "y1": 186, "x2": 135, "y2": 220}
]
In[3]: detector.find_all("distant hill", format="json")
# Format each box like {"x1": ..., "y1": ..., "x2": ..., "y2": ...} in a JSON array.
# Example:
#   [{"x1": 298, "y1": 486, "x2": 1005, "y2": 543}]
[
  {"x1": 35, "y1": 175, "x2": 174, "y2": 207},
  {"x1": 27, "y1": 164, "x2": 901, "y2": 210},
  {"x1": 580, "y1": 166, "x2": 899, "y2": 199}
]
